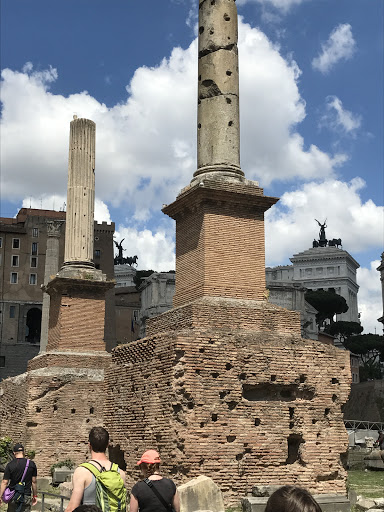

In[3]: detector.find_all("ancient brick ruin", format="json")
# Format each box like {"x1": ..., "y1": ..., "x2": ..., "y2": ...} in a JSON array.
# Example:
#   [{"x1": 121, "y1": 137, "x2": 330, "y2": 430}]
[{"x1": 104, "y1": 1, "x2": 351, "y2": 506}]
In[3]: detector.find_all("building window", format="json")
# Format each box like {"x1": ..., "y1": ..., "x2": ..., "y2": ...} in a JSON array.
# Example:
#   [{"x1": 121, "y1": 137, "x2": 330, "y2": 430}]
[
  {"x1": 32, "y1": 228, "x2": 39, "y2": 237},
  {"x1": 10, "y1": 305, "x2": 16, "y2": 318},
  {"x1": 29, "y1": 274, "x2": 37, "y2": 285},
  {"x1": 10, "y1": 272, "x2": 18, "y2": 284},
  {"x1": 31, "y1": 242, "x2": 38, "y2": 255},
  {"x1": 12, "y1": 238, "x2": 20, "y2": 249},
  {"x1": 95, "y1": 249, "x2": 101, "y2": 258},
  {"x1": 0, "y1": 356, "x2": 5, "y2": 368},
  {"x1": 12, "y1": 255, "x2": 19, "y2": 267},
  {"x1": 31, "y1": 257, "x2": 38, "y2": 268}
]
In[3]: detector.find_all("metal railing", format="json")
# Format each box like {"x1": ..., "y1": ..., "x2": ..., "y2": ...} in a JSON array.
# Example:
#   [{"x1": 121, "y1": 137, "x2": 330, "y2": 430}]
[
  {"x1": 38, "y1": 491, "x2": 69, "y2": 512},
  {"x1": 344, "y1": 419, "x2": 384, "y2": 430}
]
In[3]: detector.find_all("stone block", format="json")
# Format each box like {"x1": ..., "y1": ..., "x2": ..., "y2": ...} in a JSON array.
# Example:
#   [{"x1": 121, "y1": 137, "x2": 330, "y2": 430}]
[
  {"x1": 36, "y1": 477, "x2": 53, "y2": 492},
  {"x1": 178, "y1": 475, "x2": 225, "y2": 512},
  {"x1": 251, "y1": 485, "x2": 281, "y2": 497},
  {"x1": 59, "y1": 481, "x2": 73, "y2": 498},
  {"x1": 355, "y1": 498, "x2": 376, "y2": 511},
  {"x1": 199, "y1": 50, "x2": 239, "y2": 97},
  {"x1": 243, "y1": 494, "x2": 351, "y2": 512},
  {"x1": 374, "y1": 498, "x2": 384, "y2": 507},
  {"x1": 199, "y1": 0, "x2": 238, "y2": 51},
  {"x1": 52, "y1": 467, "x2": 74, "y2": 485}
]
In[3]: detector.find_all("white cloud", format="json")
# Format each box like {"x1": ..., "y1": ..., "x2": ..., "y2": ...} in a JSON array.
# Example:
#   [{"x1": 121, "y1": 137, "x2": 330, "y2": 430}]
[
  {"x1": 115, "y1": 227, "x2": 175, "y2": 272},
  {"x1": 265, "y1": 178, "x2": 384, "y2": 266},
  {"x1": 237, "y1": 0, "x2": 308, "y2": 12},
  {"x1": 1, "y1": 19, "x2": 346, "y2": 219},
  {"x1": 312, "y1": 23, "x2": 356, "y2": 74},
  {"x1": 320, "y1": 95, "x2": 362, "y2": 136},
  {"x1": 20, "y1": 195, "x2": 111, "y2": 224},
  {"x1": 357, "y1": 260, "x2": 383, "y2": 334}
]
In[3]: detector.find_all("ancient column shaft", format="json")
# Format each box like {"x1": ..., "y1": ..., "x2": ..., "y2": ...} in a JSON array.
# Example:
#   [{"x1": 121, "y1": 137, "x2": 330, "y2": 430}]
[
  {"x1": 40, "y1": 220, "x2": 64, "y2": 352},
  {"x1": 64, "y1": 117, "x2": 96, "y2": 266},
  {"x1": 195, "y1": 0, "x2": 243, "y2": 181}
]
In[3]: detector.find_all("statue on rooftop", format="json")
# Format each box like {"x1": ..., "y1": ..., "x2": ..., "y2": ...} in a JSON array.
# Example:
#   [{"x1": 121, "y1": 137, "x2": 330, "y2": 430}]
[{"x1": 114, "y1": 239, "x2": 126, "y2": 265}]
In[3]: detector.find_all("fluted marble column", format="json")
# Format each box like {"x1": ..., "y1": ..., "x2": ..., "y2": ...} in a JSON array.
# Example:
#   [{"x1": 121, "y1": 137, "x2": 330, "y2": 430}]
[
  {"x1": 64, "y1": 116, "x2": 95, "y2": 267},
  {"x1": 194, "y1": 0, "x2": 244, "y2": 182},
  {"x1": 40, "y1": 220, "x2": 64, "y2": 352}
]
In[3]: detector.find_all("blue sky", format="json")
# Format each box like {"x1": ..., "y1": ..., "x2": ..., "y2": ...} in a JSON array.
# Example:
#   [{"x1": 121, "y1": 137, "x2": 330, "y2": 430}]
[{"x1": 1, "y1": 0, "x2": 383, "y2": 333}]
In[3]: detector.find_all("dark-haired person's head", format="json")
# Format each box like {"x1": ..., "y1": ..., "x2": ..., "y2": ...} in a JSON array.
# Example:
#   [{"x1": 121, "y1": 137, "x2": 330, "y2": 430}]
[
  {"x1": 73, "y1": 506, "x2": 102, "y2": 512},
  {"x1": 89, "y1": 427, "x2": 109, "y2": 453},
  {"x1": 265, "y1": 486, "x2": 322, "y2": 512}
]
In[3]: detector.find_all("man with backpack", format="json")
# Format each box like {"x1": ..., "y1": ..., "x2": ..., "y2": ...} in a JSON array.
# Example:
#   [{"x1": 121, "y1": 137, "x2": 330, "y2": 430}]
[
  {"x1": 65, "y1": 427, "x2": 126, "y2": 512},
  {"x1": 0, "y1": 443, "x2": 38, "y2": 512}
]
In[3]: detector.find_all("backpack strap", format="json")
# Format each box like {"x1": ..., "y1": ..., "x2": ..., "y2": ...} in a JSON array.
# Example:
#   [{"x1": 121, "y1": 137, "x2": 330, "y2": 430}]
[
  {"x1": 80, "y1": 462, "x2": 101, "y2": 478},
  {"x1": 20, "y1": 460, "x2": 30, "y2": 483},
  {"x1": 143, "y1": 479, "x2": 173, "y2": 512}
]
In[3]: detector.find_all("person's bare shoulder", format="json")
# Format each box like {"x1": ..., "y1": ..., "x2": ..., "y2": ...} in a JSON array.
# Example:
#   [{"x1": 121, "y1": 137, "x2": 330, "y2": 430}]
[
  {"x1": 73, "y1": 466, "x2": 92, "y2": 485},
  {"x1": 118, "y1": 469, "x2": 126, "y2": 481}
]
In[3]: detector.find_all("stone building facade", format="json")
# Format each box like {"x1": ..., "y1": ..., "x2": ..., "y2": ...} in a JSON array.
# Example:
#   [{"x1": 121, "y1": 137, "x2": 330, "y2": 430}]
[{"x1": 0, "y1": 208, "x2": 115, "y2": 380}]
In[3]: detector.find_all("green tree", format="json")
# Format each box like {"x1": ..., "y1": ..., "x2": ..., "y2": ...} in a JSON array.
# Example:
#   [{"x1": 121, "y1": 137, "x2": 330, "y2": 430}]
[
  {"x1": 305, "y1": 290, "x2": 349, "y2": 327},
  {"x1": 325, "y1": 321, "x2": 363, "y2": 343},
  {"x1": 344, "y1": 334, "x2": 384, "y2": 381}
]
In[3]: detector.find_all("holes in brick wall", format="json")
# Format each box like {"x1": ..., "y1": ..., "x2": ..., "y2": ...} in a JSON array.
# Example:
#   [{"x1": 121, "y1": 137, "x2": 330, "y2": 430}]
[
  {"x1": 299, "y1": 374, "x2": 306, "y2": 383},
  {"x1": 289, "y1": 422, "x2": 294, "y2": 429},
  {"x1": 312, "y1": 419, "x2": 317, "y2": 424},
  {"x1": 225, "y1": 363, "x2": 233, "y2": 370},
  {"x1": 227, "y1": 401, "x2": 237, "y2": 410},
  {"x1": 243, "y1": 383, "x2": 314, "y2": 402},
  {"x1": 90, "y1": 407, "x2": 94, "y2": 414},
  {"x1": 175, "y1": 350, "x2": 185, "y2": 363},
  {"x1": 332, "y1": 394, "x2": 338, "y2": 402},
  {"x1": 332, "y1": 378, "x2": 339, "y2": 384},
  {"x1": 211, "y1": 372, "x2": 219, "y2": 378},
  {"x1": 236, "y1": 453, "x2": 243, "y2": 461},
  {"x1": 36, "y1": 407, "x2": 41, "y2": 413},
  {"x1": 200, "y1": 422, "x2": 205, "y2": 428},
  {"x1": 27, "y1": 421, "x2": 38, "y2": 427},
  {"x1": 239, "y1": 373, "x2": 247, "y2": 380},
  {"x1": 316, "y1": 471, "x2": 339, "y2": 482},
  {"x1": 254, "y1": 418, "x2": 261, "y2": 426},
  {"x1": 219, "y1": 390, "x2": 229, "y2": 399},
  {"x1": 227, "y1": 435, "x2": 236, "y2": 443},
  {"x1": 212, "y1": 413, "x2": 218, "y2": 422},
  {"x1": 196, "y1": 369, "x2": 201, "y2": 375},
  {"x1": 270, "y1": 375, "x2": 276, "y2": 382},
  {"x1": 199, "y1": 348, "x2": 205, "y2": 353},
  {"x1": 289, "y1": 407, "x2": 294, "y2": 419},
  {"x1": 53, "y1": 405, "x2": 58, "y2": 411},
  {"x1": 187, "y1": 402, "x2": 195, "y2": 410},
  {"x1": 324, "y1": 408, "x2": 330, "y2": 416},
  {"x1": 286, "y1": 434, "x2": 304, "y2": 465},
  {"x1": 109, "y1": 444, "x2": 127, "y2": 471},
  {"x1": 173, "y1": 404, "x2": 182, "y2": 413},
  {"x1": 86, "y1": 419, "x2": 90, "y2": 423},
  {"x1": 71, "y1": 408, "x2": 76, "y2": 414},
  {"x1": 224, "y1": 13, "x2": 230, "y2": 21}
]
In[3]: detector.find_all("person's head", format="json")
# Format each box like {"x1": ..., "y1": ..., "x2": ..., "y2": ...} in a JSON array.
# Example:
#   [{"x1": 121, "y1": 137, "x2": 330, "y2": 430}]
[
  {"x1": 265, "y1": 486, "x2": 322, "y2": 512},
  {"x1": 13, "y1": 443, "x2": 25, "y2": 458},
  {"x1": 89, "y1": 427, "x2": 109, "y2": 453},
  {"x1": 73, "y1": 506, "x2": 102, "y2": 512},
  {"x1": 137, "y1": 450, "x2": 161, "y2": 477}
]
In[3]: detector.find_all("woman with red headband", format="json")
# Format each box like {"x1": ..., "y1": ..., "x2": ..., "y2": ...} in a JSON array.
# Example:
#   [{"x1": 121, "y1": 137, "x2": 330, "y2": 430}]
[{"x1": 129, "y1": 450, "x2": 180, "y2": 512}]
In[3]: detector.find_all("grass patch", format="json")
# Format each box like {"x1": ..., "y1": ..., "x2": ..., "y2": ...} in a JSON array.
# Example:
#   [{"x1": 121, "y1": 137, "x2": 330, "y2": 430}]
[{"x1": 348, "y1": 469, "x2": 384, "y2": 499}]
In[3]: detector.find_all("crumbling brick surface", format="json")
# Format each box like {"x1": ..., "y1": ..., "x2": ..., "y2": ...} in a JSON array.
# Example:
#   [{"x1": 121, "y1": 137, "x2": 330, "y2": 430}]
[
  {"x1": 0, "y1": 374, "x2": 28, "y2": 442},
  {"x1": 105, "y1": 316, "x2": 351, "y2": 507},
  {"x1": 1, "y1": 352, "x2": 110, "y2": 476},
  {"x1": 147, "y1": 297, "x2": 301, "y2": 337}
]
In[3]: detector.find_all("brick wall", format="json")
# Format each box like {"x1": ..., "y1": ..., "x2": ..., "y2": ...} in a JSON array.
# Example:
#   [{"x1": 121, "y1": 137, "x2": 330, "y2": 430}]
[
  {"x1": 105, "y1": 320, "x2": 351, "y2": 506},
  {"x1": 0, "y1": 374, "x2": 28, "y2": 443}
]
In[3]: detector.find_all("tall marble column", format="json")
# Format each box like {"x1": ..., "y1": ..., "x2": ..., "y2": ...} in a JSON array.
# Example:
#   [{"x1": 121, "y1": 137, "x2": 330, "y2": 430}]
[
  {"x1": 39, "y1": 220, "x2": 64, "y2": 352},
  {"x1": 64, "y1": 115, "x2": 96, "y2": 267},
  {"x1": 194, "y1": 0, "x2": 244, "y2": 182}
]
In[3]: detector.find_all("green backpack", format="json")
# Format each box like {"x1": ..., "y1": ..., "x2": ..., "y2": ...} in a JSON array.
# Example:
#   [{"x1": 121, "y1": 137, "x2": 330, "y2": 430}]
[{"x1": 80, "y1": 461, "x2": 127, "y2": 512}]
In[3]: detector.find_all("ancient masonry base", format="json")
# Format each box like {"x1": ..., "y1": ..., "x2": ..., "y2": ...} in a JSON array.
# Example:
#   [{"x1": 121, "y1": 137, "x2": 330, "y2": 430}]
[
  {"x1": 105, "y1": 297, "x2": 351, "y2": 507},
  {"x1": 0, "y1": 274, "x2": 114, "y2": 476}
]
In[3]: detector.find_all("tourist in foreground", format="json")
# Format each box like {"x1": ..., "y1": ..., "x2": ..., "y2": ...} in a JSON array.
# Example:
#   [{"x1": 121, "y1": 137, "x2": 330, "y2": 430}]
[
  {"x1": 265, "y1": 486, "x2": 322, "y2": 512},
  {"x1": 130, "y1": 450, "x2": 180, "y2": 512}
]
